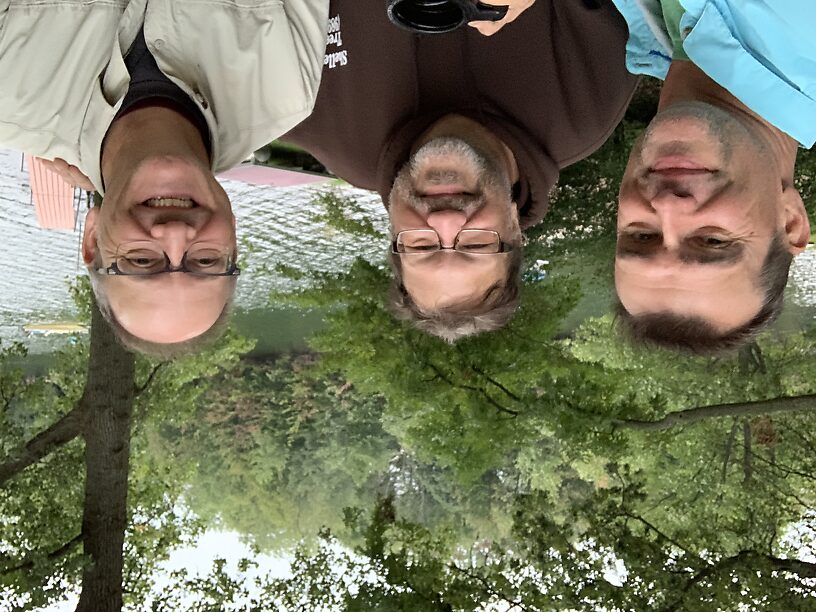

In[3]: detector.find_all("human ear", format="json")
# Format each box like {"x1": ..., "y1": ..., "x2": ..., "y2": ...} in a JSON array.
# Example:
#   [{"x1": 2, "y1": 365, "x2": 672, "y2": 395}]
[
  {"x1": 781, "y1": 187, "x2": 810, "y2": 255},
  {"x1": 81, "y1": 207, "x2": 100, "y2": 265}
]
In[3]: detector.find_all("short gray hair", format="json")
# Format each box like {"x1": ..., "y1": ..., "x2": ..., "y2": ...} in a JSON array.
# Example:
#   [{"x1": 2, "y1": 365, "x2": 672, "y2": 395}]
[{"x1": 387, "y1": 246, "x2": 523, "y2": 343}]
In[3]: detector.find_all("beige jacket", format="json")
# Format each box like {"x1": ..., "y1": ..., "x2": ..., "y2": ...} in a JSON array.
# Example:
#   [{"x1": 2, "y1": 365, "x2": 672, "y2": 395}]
[{"x1": 0, "y1": 0, "x2": 328, "y2": 192}]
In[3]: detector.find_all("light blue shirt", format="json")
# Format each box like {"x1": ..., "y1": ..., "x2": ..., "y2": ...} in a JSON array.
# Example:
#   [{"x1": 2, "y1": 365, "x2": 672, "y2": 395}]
[{"x1": 610, "y1": 0, "x2": 816, "y2": 148}]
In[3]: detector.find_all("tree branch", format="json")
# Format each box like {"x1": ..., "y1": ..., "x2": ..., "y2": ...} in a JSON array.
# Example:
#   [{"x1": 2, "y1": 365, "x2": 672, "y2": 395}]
[
  {"x1": 661, "y1": 550, "x2": 750, "y2": 612},
  {"x1": 742, "y1": 421, "x2": 753, "y2": 485},
  {"x1": 134, "y1": 362, "x2": 166, "y2": 396},
  {"x1": 663, "y1": 550, "x2": 816, "y2": 612},
  {"x1": 0, "y1": 398, "x2": 87, "y2": 486},
  {"x1": 721, "y1": 419, "x2": 738, "y2": 484},
  {"x1": 622, "y1": 512, "x2": 691, "y2": 556},
  {"x1": 448, "y1": 563, "x2": 530, "y2": 611},
  {"x1": 425, "y1": 362, "x2": 518, "y2": 417},
  {"x1": 470, "y1": 366, "x2": 522, "y2": 402},
  {"x1": 763, "y1": 554, "x2": 816, "y2": 579},
  {"x1": 616, "y1": 394, "x2": 816, "y2": 432},
  {"x1": 0, "y1": 532, "x2": 83, "y2": 575},
  {"x1": 746, "y1": 447, "x2": 816, "y2": 482}
]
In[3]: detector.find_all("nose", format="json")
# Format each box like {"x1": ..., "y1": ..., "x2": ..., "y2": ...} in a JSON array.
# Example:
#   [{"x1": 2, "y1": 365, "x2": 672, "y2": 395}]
[
  {"x1": 647, "y1": 190, "x2": 700, "y2": 251},
  {"x1": 650, "y1": 185, "x2": 698, "y2": 210},
  {"x1": 150, "y1": 221, "x2": 196, "y2": 265},
  {"x1": 425, "y1": 210, "x2": 467, "y2": 247},
  {"x1": 642, "y1": 174, "x2": 702, "y2": 210}
]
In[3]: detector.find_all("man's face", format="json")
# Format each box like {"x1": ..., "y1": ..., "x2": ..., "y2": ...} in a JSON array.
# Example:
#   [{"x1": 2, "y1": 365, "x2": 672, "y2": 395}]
[
  {"x1": 615, "y1": 102, "x2": 799, "y2": 333},
  {"x1": 388, "y1": 137, "x2": 519, "y2": 311},
  {"x1": 82, "y1": 155, "x2": 236, "y2": 343}
]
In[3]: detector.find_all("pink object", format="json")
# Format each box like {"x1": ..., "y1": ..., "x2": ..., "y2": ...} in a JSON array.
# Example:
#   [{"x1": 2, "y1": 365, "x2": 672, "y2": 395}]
[
  {"x1": 26, "y1": 156, "x2": 77, "y2": 230},
  {"x1": 217, "y1": 164, "x2": 330, "y2": 188}
]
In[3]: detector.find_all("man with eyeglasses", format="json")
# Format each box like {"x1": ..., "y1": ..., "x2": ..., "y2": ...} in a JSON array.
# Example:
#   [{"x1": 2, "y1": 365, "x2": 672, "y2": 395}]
[
  {"x1": 284, "y1": 0, "x2": 637, "y2": 341},
  {"x1": 0, "y1": 0, "x2": 328, "y2": 355}
]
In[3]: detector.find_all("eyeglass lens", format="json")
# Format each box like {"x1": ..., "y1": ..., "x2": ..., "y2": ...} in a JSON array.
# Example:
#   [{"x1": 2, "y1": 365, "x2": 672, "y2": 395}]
[
  {"x1": 397, "y1": 229, "x2": 500, "y2": 254},
  {"x1": 115, "y1": 243, "x2": 231, "y2": 275}
]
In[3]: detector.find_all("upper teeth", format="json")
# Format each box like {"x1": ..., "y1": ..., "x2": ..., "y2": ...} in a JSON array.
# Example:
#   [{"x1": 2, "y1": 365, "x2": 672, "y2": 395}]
[{"x1": 144, "y1": 197, "x2": 195, "y2": 208}]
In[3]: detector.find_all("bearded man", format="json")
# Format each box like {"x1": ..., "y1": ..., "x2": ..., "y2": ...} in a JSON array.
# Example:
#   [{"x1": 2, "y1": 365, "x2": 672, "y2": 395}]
[{"x1": 612, "y1": 0, "x2": 814, "y2": 352}]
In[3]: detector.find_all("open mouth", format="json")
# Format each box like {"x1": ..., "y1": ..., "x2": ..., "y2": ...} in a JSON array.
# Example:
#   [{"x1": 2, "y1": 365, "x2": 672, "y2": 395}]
[{"x1": 143, "y1": 197, "x2": 198, "y2": 209}]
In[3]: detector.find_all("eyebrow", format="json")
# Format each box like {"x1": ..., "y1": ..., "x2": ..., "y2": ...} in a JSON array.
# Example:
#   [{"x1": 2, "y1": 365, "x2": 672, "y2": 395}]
[{"x1": 616, "y1": 239, "x2": 745, "y2": 265}]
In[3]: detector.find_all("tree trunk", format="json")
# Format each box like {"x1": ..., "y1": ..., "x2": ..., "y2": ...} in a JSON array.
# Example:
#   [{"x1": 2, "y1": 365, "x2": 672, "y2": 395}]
[
  {"x1": 742, "y1": 421, "x2": 753, "y2": 485},
  {"x1": 720, "y1": 420, "x2": 738, "y2": 484},
  {"x1": 75, "y1": 301, "x2": 135, "y2": 612}
]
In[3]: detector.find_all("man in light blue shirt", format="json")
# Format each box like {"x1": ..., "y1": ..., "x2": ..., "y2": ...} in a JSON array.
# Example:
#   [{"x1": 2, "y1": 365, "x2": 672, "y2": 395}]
[{"x1": 611, "y1": 0, "x2": 814, "y2": 352}]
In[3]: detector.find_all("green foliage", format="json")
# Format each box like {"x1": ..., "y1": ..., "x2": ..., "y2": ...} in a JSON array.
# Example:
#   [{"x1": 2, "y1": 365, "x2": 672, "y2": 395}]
[
  {"x1": 309, "y1": 189, "x2": 384, "y2": 240},
  {"x1": 161, "y1": 355, "x2": 397, "y2": 551},
  {"x1": 0, "y1": 340, "x2": 87, "y2": 611},
  {"x1": 147, "y1": 497, "x2": 552, "y2": 612},
  {"x1": 227, "y1": 162, "x2": 816, "y2": 611},
  {"x1": 152, "y1": 472, "x2": 816, "y2": 611},
  {"x1": 514, "y1": 471, "x2": 816, "y2": 611},
  {"x1": 793, "y1": 146, "x2": 816, "y2": 229},
  {"x1": 0, "y1": 277, "x2": 255, "y2": 609}
]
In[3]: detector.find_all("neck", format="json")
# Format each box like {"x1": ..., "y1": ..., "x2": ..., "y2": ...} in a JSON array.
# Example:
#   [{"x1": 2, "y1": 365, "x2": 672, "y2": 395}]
[
  {"x1": 413, "y1": 114, "x2": 520, "y2": 184},
  {"x1": 660, "y1": 61, "x2": 798, "y2": 184},
  {"x1": 101, "y1": 105, "x2": 209, "y2": 190}
]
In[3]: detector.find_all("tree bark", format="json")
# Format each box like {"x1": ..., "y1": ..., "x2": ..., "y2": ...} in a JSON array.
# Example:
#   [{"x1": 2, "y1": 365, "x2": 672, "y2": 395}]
[
  {"x1": 720, "y1": 420, "x2": 738, "y2": 484},
  {"x1": 75, "y1": 301, "x2": 135, "y2": 612},
  {"x1": 742, "y1": 421, "x2": 753, "y2": 485},
  {"x1": 0, "y1": 403, "x2": 85, "y2": 486},
  {"x1": 616, "y1": 394, "x2": 816, "y2": 432}
]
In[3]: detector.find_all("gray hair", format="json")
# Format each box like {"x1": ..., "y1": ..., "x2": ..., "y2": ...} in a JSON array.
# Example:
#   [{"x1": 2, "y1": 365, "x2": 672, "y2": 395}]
[{"x1": 387, "y1": 246, "x2": 524, "y2": 343}]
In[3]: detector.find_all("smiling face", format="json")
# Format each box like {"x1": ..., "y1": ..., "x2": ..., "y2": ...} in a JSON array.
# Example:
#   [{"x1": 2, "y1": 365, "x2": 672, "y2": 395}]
[
  {"x1": 388, "y1": 136, "x2": 520, "y2": 312},
  {"x1": 615, "y1": 102, "x2": 809, "y2": 334},
  {"x1": 82, "y1": 155, "x2": 237, "y2": 344}
]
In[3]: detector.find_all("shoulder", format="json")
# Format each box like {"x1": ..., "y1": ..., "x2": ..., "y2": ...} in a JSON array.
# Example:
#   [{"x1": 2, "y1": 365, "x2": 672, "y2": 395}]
[
  {"x1": 681, "y1": 0, "x2": 816, "y2": 147},
  {"x1": 147, "y1": 0, "x2": 331, "y2": 170},
  {"x1": 0, "y1": 1, "x2": 128, "y2": 164}
]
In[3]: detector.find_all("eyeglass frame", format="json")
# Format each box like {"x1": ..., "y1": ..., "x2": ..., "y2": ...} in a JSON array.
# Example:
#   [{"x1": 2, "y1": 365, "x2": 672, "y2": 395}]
[
  {"x1": 391, "y1": 229, "x2": 514, "y2": 255},
  {"x1": 94, "y1": 248, "x2": 241, "y2": 277}
]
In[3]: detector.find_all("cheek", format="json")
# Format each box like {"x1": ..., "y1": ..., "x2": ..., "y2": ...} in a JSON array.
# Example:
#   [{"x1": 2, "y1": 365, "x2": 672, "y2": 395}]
[
  {"x1": 389, "y1": 201, "x2": 426, "y2": 231},
  {"x1": 94, "y1": 211, "x2": 126, "y2": 254}
]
